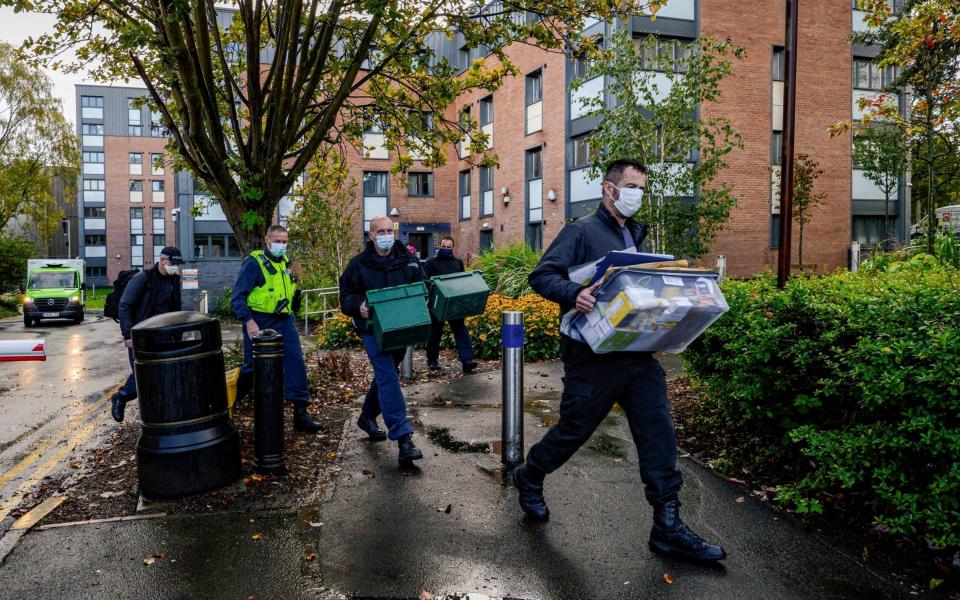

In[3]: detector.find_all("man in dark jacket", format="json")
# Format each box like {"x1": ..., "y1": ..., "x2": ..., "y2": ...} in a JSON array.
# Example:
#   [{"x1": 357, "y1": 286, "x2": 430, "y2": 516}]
[
  {"x1": 111, "y1": 246, "x2": 184, "y2": 422},
  {"x1": 231, "y1": 224, "x2": 322, "y2": 433},
  {"x1": 513, "y1": 159, "x2": 727, "y2": 562},
  {"x1": 339, "y1": 215, "x2": 426, "y2": 464},
  {"x1": 423, "y1": 236, "x2": 478, "y2": 374}
]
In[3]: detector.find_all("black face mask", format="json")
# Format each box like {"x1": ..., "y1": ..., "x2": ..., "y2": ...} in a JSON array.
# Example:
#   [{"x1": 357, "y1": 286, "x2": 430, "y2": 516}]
[{"x1": 437, "y1": 248, "x2": 454, "y2": 258}]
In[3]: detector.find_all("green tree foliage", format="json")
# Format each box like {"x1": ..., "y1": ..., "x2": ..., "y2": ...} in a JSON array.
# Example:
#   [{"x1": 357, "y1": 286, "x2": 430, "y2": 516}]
[
  {"x1": 852, "y1": 125, "x2": 909, "y2": 245},
  {"x1": 835, "y1": 0, "x2": 960, "y2": 254},
  {"x1": 0, "y1": 43, "x2": 78, "y2": 243},
  {"x1": 0, "y1": 235, "x2": 38, "y2": 293},
  {"x1": 7, "y1": 0, "x2": 666, "y2": 252},
  {"x1": 471, "y1": 242, "x2": 540, "y2": 298},
  {"x1": 576, "y1": 29, "x2": 744, "y2": 259},
  {"x1": 286, "y1": 153, "x2": 361, "y2": 289},
  {"x1": 790, "y1": 153, "x2": 826, "y2": 268}
]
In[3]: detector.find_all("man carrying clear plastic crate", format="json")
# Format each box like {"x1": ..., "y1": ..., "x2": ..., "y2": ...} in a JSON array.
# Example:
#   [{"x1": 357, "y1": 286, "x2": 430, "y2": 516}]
[{"x1": 513, "y1": 159, "x2": 727, "y2": 562}]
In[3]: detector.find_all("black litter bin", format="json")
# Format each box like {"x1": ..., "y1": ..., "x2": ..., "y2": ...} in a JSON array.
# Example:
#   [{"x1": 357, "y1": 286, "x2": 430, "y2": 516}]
[{"x1": 132, "y1": 311, "x2": 241, "y2": 499}]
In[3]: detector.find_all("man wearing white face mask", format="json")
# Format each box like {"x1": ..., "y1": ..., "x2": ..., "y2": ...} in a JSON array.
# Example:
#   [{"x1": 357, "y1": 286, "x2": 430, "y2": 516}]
[
  {"x1": 339, "y1": 216, "x2": 427, "y2": 464},
  {"x1": 514, "y1": 160, "x2": 727, "y2": 562},
  {"x1": 232, "y1": 224, "x2": 322, "y2": 433},
  {"x1": 111, "y1": 246, "x2": 184, "y2": 422}
]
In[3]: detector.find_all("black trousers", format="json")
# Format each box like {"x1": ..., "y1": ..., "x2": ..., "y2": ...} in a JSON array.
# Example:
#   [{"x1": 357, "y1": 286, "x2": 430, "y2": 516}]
[{"x1": 525, "y1": 340, "x2": 683, "y2": 506}]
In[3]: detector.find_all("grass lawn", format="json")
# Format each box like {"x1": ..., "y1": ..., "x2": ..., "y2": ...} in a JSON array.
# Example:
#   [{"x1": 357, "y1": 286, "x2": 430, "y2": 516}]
[{"x1": 85, "y1": 287, "x2": 112, "y2": 310}]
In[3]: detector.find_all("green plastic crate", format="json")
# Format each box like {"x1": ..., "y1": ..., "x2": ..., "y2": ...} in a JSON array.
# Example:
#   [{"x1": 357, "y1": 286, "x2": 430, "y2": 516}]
[
  {"x1": 365, "y1": 281, "x2": 432, "y2": 351},
  {"x1": 428, "y1": 271, "x2": 491, "y2": 321}
]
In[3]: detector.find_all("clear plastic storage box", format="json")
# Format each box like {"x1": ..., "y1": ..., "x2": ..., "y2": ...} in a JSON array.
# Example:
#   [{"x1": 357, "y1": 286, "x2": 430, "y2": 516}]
[{"x1": 571, "y1": 267, "x2": 728, "y2": 354}]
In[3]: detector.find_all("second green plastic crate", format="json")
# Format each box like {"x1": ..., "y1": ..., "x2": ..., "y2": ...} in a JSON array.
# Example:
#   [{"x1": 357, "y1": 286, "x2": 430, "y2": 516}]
[
  {"x1": 428, "y1": 271, "x2": 491, "y2": 321},
  {"x1": 365, "y1": 281, "x2": 432, "y2": 351}
]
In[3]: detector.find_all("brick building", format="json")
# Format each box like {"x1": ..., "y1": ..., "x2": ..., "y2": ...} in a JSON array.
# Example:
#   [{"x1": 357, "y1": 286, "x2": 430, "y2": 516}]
[{"x1": 76, "y1": 0, "x2": 909, "y2": 291}]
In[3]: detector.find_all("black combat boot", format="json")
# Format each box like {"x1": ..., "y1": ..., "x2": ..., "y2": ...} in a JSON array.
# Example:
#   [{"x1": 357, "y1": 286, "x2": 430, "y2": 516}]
[
  {"x1": 110, "y1": 392, "x2": 129, "y2": 423},
  {"x1": 461, "y1": 360, "x2": 478, "y2": 374},
  {"x1": 293, "y1": 405, "x2": 322, "y2": 433},
  {"x1": 649, "y1": 500, "x2": 727, "y2": 561},
  {"x1": 513, "y1": 463, "x2": 549, "y2": 521},
  {"x1": 397, "y1": 433, "x2": 423, "y2": 463},
  {"x1": 356, "y1": 414, "x2": 387, "y2": 441}
]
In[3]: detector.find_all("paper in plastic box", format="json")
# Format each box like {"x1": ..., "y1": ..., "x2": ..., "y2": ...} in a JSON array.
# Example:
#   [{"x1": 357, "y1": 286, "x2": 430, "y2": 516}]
[{"x1": 572, "y1": 267, "x2": 729, "y2": 354}]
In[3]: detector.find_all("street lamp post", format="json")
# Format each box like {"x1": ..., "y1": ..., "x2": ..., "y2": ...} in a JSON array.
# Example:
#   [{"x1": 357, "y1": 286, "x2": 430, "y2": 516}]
[{"x1": 777, "y1": 0, "x2": 799, "y2": 289}]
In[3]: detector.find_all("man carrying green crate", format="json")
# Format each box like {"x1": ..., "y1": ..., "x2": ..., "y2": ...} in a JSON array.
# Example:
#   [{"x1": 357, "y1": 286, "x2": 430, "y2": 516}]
[
  {"x1": 514, "y1": 159, "x2": 727, "y2": 562},
  {"x1": 424, "y1": 236, "x2": 478, "y2": 374},
  {"x1": 338, "y1": 216, "x2": 426, "y2": 464}
]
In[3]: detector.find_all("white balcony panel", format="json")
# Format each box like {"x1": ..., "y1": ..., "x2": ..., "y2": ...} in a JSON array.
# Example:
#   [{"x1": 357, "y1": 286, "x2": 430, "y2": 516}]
[
  {"x1": 571, "y1": 76, "x2": 604, "y2": 120},
  {"x1": 460, "y1": 194, "x2": 471, "y2": 220},
  {"x1": 636, "y1": 71, "x2": 674, "y2": 104},
  {"x1": 131, "y1": 221, "x2": 143, "y2": 234},
  {"x1": 655, "y1": 0, "x2": 695, "y2": 20},
  {"x1": 853, "y1": 90, "x2": 898, "y2": 120},
  {"x1": 81, "y1": 107, "x2": 103, "y2": 120},
  {"x1": 771, "y1": 166, "x2": 782, "y2": 215},
  {"x1": 853, "y1": 10, "x2": 870, "y2": 33},
  {"x1": 772, "y1": 81, "x2": 784, "y2": 131},
  {"x1": 129, "y1": 191, "x2": 143, "y2": 203},
  {"x1": 152, "y1": 166, "x2": 164, "y2": 176},
  {"x1": 82, "y1": 135, "x2": 103, "y2": 147},
  {"x1": 482, "y1": 190, "x2": 494, "y2": 215},
  {"x1": 85, "y1": 218, "x2": 105, "y2": 230},
  {"x1": 129, "y1": 164, "x2": 142, "y2": 176},
  {"x1": 363, "y1": 133, "x2": 389, "y2": 159},
  {"x1": 526, "y1": 100, "x2": 543, "y2": 134},
  {"x1": 278, "y1": 197, "x2": 295, "y2": 221},
  {"x1": 153, "y1": 246, "x2": 165, "y2": 262},
  {"x1": 570, "y1": 167, "x2": 601, "y2": 203},
  {"x1": 83, "y1": 191, "x2": 105, "y2": 203},
  {"x1": 83, "y1": 163, "x2": 104, "y2": 175},
  {"x1": 85, "y1": 246, "x2": 106, "y2": 258},
  {"x1": 481, "y1": 123, "x2": 494, "y2": 149},
  {"x1": 853, "y1": 169, "x2": 897, "y2": 200},
  {"x1": 527, "y1": 179, "x2": 543, "y2": 212},
  {"x1": 649, "y1": 162, "x2": 694, "y2": 196},
  {"x1": 152, "y1": 218, "x2": 165, "y2": 232},
  {"x1": 152, "y1": 191, "x2": 165, "y2": 203},
  {"x1": 194, "y1": 195, "x2": 227, "y2": 221}
]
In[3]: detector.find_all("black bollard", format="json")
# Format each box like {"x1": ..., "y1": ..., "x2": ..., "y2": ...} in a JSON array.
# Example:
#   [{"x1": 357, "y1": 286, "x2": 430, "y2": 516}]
[{"x1": 253, "y1": 328, "x2": 285, "y2": 475}]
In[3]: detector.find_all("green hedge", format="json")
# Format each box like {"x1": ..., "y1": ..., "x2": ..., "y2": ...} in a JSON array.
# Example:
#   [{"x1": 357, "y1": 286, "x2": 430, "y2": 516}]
[
  {"x1": 684, "y1": 255, "x2": 960, "y2": 548},
  {"x1": 317, "y1": 293, "x2": 561, "y2": 361},
  {"x1": 471, "y1": 243, "x2": 541, "y2": 298}
]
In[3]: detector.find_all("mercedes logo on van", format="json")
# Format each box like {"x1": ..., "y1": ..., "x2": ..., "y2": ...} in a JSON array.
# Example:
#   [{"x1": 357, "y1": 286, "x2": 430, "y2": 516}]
[{"x1": 47, "y1": 299, "x2": 55, "y2": 306}]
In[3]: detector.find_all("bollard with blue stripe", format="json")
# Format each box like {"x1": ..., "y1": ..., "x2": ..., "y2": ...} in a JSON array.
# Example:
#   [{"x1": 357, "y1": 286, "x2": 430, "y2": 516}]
[{"x1": 501, "y1": 311, "x2": 524, "y2": 466}]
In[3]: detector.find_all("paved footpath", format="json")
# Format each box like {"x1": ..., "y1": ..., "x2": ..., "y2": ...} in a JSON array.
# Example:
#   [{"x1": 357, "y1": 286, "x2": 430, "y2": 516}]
[{"x1": 0, "y1": 358, "x2": 902, "y2": 599}]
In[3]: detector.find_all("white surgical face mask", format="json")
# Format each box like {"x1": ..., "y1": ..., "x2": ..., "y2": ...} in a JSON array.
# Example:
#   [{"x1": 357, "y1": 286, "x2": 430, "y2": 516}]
[
  {"x1": 610, "y1": 183, "x2": 645, "y2": 218},
  {"x1": 165, "y1": 264, "x2": 180, "y2": 275},
  {"x1": 269, "y1": 242, "x2": 287, "y2": 256},
  {"x1": 375, "y1": 234, "x2": 394, "y2": 252}
]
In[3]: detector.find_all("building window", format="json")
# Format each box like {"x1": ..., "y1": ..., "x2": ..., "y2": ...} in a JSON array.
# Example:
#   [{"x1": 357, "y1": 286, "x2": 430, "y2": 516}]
[
  {"x1": 638, "y1": 37, "x2": 692, "y2": 73},
  {"x1": 525, "y1": 70, "x2": 543, "y2": 134},
  {"x1": 80, "y1": 95, "x2": 103, "y2": 120},
  {"x1": 480, "y1": 166, "x2": 494, "y2": 216},
  {"x1": 86, "y1": 266, "x2": 107, "y2": 279},
  {"x1": 82, "y1": 151, "x2": 105, "y2": 176},
  {"x1": 773, "y1": 46, "x2": 786, "y2": 82},
  {"x1": 526, "y1": 147, "x2": 543, "y2": 251},
  {"x1": 194, "y1": 234, "x2": 242, "y2": 259},
  {"x1": 459, "y1": 169, "x2": 472, "y2": 220},
  {"x1": 84, "y1": 206, "x2": 106, "y2": 218},
  {"x1": 853, "y1": 59, "x2": 897, "y2": 90},
  {"x1": 408, "y1": 172, "x2": 434, "y2": 197},
  {"x1": 458, "y1": 106, "x2": 472, "y2": 159},
  {"x1": 479, "y1": 96, "x2": 494, "y2": 126},
  {"x1": 362, "y1": 171, "x2": 389, "y2": 233},
  {"x1": 81, "y1": 123, "x2": 104, "y2": 147},
  {"x1": 153, "y1": 234, "x2": 165, "y2": 247},
  {"x1": 81, "y1": 123, "x2": 104, "y2": 135},
  {"x1": 151, "y1": 153, "x2": 164, "y2": 175},
  {"x1": 151, "y1": 180, "x2": 165, "y2": 192},
  {"x1": 572, "y1": 135, "x2": 596, "y2": 169},
  {"x1": 82, "y1": 151, "x2": 104, "y2": 163},
  {"x1": 458, "y1": 44, "x2": 471, "y2": 70},
  {"x1": 83, "y1": 179, "x2": 105, "y2": 191},
  {"x1": 771, "y1": 131, "x2": 783, "y2": 166},
  {"x1": 128, "y1": 124, "x2": 142, "y2": 136},
  {"x1": 128, "y1": 98, "x2": 141, "y2": 123},
  {"x1": 129, "y1": 179, "x2": 143, "y2": 203},
  {"x1": 152, "y1": 207, "x2": 165, "y2": 234},
  {"x1": 84, "y1": 234, "x2": 106, "y2": 246},
  {"x1": 150, "y1": 111, "x2": 167, "y2": 137}
]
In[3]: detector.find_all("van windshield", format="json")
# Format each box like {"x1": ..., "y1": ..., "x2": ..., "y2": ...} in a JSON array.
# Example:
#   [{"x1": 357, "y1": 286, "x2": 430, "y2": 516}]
[{"x1": 29, "y1": 272, "x2": 77, "y2": 289}]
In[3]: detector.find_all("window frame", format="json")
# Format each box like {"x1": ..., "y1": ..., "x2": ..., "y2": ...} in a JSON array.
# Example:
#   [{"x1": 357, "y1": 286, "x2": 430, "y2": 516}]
[
  {"x1": 459, "y1": 169, "x2": 472, "y2": 221},
  {"x1": 407, "y1": 172, "x2": 434, "y2": 197}
]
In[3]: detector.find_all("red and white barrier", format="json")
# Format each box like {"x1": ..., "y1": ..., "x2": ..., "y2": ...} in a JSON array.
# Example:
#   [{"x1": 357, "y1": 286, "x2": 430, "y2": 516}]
[{"x1": 0, "y1": 339, "x2": 46, "y2": 362}]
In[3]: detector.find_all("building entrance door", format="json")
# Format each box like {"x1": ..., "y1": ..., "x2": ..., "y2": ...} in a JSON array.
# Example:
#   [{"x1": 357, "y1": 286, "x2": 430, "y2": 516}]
[{"x1": 407, "y1": 233, "x2": 431, "y2": 260}]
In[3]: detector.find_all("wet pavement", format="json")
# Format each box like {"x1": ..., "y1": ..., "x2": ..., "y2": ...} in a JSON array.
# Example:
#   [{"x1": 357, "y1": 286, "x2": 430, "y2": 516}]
[{"x1": 0, "y1": 353, "x2": 902, "y2": 599}]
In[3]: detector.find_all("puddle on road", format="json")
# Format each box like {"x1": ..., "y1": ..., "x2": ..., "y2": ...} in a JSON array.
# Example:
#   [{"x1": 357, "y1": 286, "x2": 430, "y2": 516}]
[
  {"x1": 588, "y1": 433, "x2": 626, "y2": 459},
  {"x1": 427, "y1": 427, "x2": 491, "y2": 454}
]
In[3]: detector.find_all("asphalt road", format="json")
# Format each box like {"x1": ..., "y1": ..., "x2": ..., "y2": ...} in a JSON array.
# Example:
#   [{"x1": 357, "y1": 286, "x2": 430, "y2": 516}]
[{"x1": 0, "y1": 314, "x2": 129, "y2": 526}]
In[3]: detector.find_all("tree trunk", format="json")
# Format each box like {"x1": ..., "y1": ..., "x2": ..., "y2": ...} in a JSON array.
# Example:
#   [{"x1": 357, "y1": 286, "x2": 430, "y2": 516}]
[
  {"x1": 926, "y1": 92, "x2": 936, "y2": 255},
  {"x1": 884, "y1": 188, "x2": 891, "y2": 248},
  {"x1": 798, "y1": 217, "x2": 804, "y2": 268}
]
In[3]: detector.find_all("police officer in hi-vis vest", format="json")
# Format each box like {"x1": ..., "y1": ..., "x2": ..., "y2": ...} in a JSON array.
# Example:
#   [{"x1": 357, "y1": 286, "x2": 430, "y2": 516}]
[{"x1": 231, "y1": 224, "x2": 322, "y2": 432}]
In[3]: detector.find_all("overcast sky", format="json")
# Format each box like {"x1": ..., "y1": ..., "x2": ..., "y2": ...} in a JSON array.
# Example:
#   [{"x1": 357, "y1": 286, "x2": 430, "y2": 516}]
[{"x1": 0, "y1": 7, "x2": 130, "y2": 127}]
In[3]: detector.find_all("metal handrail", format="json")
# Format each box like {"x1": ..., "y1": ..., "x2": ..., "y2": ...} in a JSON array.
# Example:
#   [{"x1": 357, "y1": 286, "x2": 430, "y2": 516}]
[{"x1": 301, "y1": 286, "x2": 339, "y2": 334}]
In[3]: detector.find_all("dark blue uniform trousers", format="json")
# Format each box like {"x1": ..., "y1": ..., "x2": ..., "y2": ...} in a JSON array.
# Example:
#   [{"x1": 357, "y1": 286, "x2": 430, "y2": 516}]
[
  {"x1": 425, "y1": 316, "x2": 473, "y2": 364},
  {"x1": 119, "y1": 348, "x2": 137, "y2": 399},
  {"x1": 240, "y1": 313, "x2": 309, "y2": 405},
  {"x1": 360, "y1": 333, "x2": 414, "y2": 440},
  {"x1": 525, "y1": 342, "x2": 684, "y2": 506}
]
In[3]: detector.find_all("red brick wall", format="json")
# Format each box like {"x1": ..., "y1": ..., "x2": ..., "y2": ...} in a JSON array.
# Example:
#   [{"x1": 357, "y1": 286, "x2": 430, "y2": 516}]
[
  {"x1": 702, "y1": 0, "x2": 852, "y2": 277},
  {"x1": 103, "y1": 137, "x2": 177, "y2": 282}
]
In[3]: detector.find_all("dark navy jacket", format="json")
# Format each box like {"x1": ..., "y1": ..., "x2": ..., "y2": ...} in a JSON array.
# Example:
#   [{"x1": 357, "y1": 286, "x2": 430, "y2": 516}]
[
  {"x1": 424, "y1": 254, "x2": 465, "y2": 278},
  {"x1": 118, "y1": 265, "x2": 181, "y2": 340},
  {"x1": 529, "y1": 203, "x2": 648, "y2": 317},
  {"x1": 339, "y1": 240, "x2": 426, "y2": 330}
]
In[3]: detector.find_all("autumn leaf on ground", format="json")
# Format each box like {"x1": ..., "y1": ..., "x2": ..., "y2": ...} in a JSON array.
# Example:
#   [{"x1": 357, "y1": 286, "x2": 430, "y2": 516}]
[
  {"x1": 143, "y1": 552, "x2": 168, "y2": 565},
  {"x1": 418, "y1": 588, "x2": 435, "y2": 600},
  {"x1": 305, "y1": 553, "x2": 316, "y2": 562},
  {"x1": 251, "y1": 533, "x2": 263, "y2": 541},
  {"x1": 663, "y1": 573, "x2": 674, "y2": 585}
]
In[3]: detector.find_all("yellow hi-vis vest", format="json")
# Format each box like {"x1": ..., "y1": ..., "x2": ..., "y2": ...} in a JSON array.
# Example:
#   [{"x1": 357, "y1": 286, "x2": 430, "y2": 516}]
[{"x1": 245, "y1": 250, "x2": 295, "y2": 314}]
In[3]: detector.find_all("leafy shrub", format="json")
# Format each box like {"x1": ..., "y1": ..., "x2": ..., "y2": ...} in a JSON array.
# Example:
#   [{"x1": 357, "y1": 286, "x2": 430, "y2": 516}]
[
  {"x1": 317, "y1": 293, "x2": 562, "y2": 362},
  {"x1": 684, "y1": 257, "x2": 960, "y2": 548},
  {"x1": 209, "y1": 287, "x2": 235, "y2": 320},
  {"x1": 471, "y1": 243, "x2": 541, "y2": 298},
  {"x1": 0, "y1": 235, "x2": 37, "y2": 294}
]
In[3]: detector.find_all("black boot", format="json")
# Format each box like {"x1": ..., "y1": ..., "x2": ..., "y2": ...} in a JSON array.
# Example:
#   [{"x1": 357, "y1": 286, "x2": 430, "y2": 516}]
[
  {"x1": 356, "y1": 414, "x2": 387, "y2": 441},
  {"x1": 110, "y1": 392, "x2": 128, "y2": 423},
  {"x1": 461, "y1": 360, "x2": 478, "y2": 374},
  {"x1": 397, "y1": 433, "x2": 423, "y2": 463},
  {"x1": 428, "y1": 361, "x2": 441, "y2": 372},
  {"x1": 514, "y1": 464, "x2": 549, "y2": 521},
  {"x1": 293, "y1": 405, "x2": 322, "y2": 433},
  {"x1": 649, "y1": 500, "x2": 727, "y2": 561}
]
